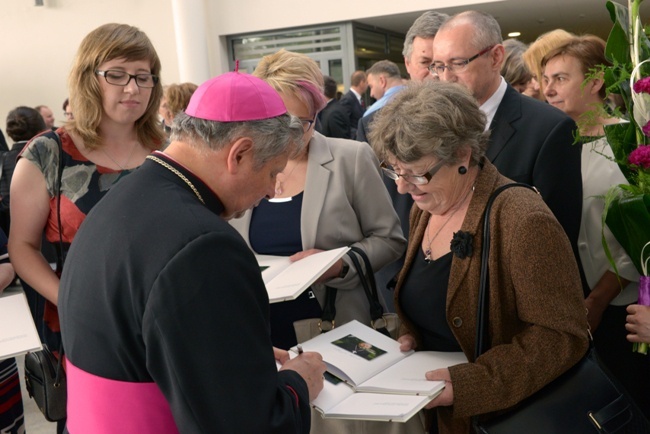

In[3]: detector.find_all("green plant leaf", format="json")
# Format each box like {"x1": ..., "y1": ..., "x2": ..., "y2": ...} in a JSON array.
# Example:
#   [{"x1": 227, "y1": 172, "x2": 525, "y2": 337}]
[
  {"x1": 605, "y1": 122, "x2": 638, "y2": 183},
  {"x1": 606, "y1": 1, "x2": 631, "y2": 64},
  {"x1": 605, "y1": 191, "x2": 650, "y2": 274}
]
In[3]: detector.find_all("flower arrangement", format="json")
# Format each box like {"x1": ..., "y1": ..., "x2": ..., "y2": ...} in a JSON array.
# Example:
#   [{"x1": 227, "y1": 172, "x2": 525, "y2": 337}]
[{"x1": 602, "y1": 0, "x2": 650, "y2": 354}]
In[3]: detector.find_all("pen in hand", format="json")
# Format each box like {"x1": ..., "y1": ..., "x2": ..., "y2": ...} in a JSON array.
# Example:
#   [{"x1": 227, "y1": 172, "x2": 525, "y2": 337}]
[{"x1": 297, "y1": 344, "x2": 304, "y2": 355}]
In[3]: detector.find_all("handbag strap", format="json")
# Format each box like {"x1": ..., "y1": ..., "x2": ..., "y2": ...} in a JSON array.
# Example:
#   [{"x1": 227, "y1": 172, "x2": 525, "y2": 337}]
[
  {"x1": 53, "y1": 131, "x2": 66, "y2": 371},
  {"x1": 319, "y1": 246, "x2": 390, "y2": 336},
  {"x1": 474, "y1": 183, "x2": 538, "y2": 358},
  {"x1": 347, "y1": 246, "x2": 392, "y2": 336}
]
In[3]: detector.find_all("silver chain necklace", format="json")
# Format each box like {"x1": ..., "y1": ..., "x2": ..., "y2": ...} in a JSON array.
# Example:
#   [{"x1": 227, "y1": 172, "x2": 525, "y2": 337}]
[
  {"x1": 100, "y1": 142, "x2": 139, "y2": 170},
  {"x1": 424, "y1": 184, "x2": 474, "y2": 263}
]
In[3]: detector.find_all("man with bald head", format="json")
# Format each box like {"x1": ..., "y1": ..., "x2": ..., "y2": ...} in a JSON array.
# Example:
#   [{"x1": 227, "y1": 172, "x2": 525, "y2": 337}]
[{"x1": 431, "y1": 11, "x2": 584, "y2": 292}]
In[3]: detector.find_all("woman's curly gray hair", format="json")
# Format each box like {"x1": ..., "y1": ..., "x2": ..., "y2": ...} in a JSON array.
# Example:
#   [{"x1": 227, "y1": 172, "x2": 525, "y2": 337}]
[{"x1": 368, "y1": 80, "x2": 489, "y2": 167}]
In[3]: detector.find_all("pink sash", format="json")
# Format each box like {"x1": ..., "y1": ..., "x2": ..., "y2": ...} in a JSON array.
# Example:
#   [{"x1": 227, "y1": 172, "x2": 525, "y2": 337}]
[{"x1": 66, "y1": 359, "x2": 180, "y2": 434}]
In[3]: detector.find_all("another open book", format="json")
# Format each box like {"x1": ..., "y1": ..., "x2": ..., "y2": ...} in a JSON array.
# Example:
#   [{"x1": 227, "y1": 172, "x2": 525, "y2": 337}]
[
  {"x1": 0, "y1": 289, "x2": 42, "y2": 360},
  {"x1": 256, "y1": 246, "x2": 349, "y2": 303},
  {"x1": 291, "y1": 320, "x2": 467, "y2": 422}
]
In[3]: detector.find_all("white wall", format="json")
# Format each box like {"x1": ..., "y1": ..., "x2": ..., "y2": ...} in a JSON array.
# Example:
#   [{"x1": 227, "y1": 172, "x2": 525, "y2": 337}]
[
  {"x1": 205, "y1": 0, "x2": 499, "y2": 73},
  {"x1": 0, "y1": 0, "x2": 179, "y2": 143},
  {"x1": 0, "y1": 0, "x2": 498, "y2": 143}
]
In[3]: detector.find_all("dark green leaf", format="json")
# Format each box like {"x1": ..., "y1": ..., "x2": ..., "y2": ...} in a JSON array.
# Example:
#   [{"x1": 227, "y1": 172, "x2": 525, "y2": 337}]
[
  {"x1": 606, "y1": 1, "x2": 631, "y2": 64},
  {"x1": 605, "y1": 192, "x2": 650, "y2": 274}
]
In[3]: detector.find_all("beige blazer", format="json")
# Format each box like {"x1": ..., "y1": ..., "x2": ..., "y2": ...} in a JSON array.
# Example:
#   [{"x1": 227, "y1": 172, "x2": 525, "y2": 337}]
[{"x1": 231, "y1": 132, "x2": 406, "y2": 325}]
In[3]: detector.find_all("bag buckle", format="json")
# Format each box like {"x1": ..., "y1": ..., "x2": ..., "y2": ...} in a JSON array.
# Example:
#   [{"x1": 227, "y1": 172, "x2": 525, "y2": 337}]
[
  {"x1": 318, "y1": 320, "x2": 335, "y2": 332},
  {"x1": 371, "y1": 317, "x2": 387, "y2": 330}
]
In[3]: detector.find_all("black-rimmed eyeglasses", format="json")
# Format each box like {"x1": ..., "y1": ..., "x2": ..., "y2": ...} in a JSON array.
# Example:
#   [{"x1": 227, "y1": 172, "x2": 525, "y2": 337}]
[
  {"x1": 96, "y1": 70, "x2": 159, "y2": 88},
  {"x1": 428, "y1": 45, "x2": 495, "y2": 76},
  {"x1": 380, "y1": 160, "x2": 446, "y2": 185}
]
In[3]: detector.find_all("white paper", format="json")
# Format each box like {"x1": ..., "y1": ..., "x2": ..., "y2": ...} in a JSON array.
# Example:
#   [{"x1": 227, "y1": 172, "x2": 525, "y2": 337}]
[
  {"x1": 256, "y1": 246, "x2": 350, "y2": 303},
  {"x1": 292, "y1": 320, "x2": 412, "y2": 387},
  {"x1": 358, "y1": 351, "x2": 466, "y2": 395},
  {"x1": 0, "y1": 289, "x2": 42, "y2": 360}
]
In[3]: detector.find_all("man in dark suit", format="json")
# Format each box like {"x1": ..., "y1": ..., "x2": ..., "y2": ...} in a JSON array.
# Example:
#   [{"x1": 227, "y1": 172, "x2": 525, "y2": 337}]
[
  {"x1": 339, "y1": 70, "x2": 367, "y2": 139},
  {"x1": 316, "y1": 76, "x2": 350, "y2": 139},
  {"x1": 432, "y1": 11, "x2": 585, "y2": 290}
]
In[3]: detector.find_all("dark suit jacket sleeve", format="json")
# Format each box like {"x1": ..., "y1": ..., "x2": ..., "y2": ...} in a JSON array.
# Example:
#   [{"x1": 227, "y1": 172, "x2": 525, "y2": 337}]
[
  {"x1": 144, "y1": 232, "x2": 310, "y2": 433},
  {"x1": 531, "y1": 116, "x2": 582, "y2": 252},
  {"x1": 328, "y1": 107, "x2": 351, "y2": 139},
  {"x1": 356, "y1": 115, "x2": 370, "y2": 142}
]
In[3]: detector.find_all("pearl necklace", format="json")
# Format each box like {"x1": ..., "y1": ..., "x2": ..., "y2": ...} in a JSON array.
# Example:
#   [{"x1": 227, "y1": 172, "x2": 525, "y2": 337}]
[{"x1": 424, "y1": 185, "x2": 474, "y2": 263}]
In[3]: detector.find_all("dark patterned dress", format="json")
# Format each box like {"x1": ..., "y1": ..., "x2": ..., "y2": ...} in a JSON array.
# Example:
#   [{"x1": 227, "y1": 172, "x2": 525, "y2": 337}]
[{"x1": 19, "y1": 129, "x2": 135, "y2": 351}]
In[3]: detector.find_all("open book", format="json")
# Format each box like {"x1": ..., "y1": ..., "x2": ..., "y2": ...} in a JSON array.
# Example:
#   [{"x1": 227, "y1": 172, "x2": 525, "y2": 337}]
[
  {"x1": 0, "y1": 289, "x2": 42, "y2": 360},
  {"x1": 256, "y1": 246, "x2": 349, "y2": 303},
  {"x1": 291, "y1": 320, "x2": 467, "y2": 422}
]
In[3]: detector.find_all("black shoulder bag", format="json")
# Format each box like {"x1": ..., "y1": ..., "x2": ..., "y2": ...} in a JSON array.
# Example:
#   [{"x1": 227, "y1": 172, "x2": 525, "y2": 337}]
[
  {"x1": 24, "y1": 131, "x2": 67, "y2": 422},
  {"x1": 473, "y1": 184, "x2": 649, "y2": 434}
]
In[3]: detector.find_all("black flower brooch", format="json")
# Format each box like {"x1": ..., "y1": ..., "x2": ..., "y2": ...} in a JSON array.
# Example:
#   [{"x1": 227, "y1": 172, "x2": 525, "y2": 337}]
[{"x1": 450, "y1": 231, "x2": 473, "y2": 259}]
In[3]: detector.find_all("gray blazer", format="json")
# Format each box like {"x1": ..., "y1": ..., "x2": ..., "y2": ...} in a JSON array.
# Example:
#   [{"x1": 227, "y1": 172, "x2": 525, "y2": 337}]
[{"x1": 231, "y1": 132, "x2": 406, "y2": 325}]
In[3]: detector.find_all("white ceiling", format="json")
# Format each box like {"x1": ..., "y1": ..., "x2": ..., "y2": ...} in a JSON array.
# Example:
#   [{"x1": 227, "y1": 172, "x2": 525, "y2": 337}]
[{"x1": 355, "y1": 0, "x2": 650, "y2": 43}]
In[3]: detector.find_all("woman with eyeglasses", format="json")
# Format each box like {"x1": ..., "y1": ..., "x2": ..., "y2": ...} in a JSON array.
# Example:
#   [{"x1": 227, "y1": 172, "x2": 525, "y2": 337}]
[
  {"x1": 230, "y1": 49, "x2": 407, "y2": 433},
  {"x1": 369, "y1": 80, "x2": 589, "y2": 434},
  {"x1": 8, "y1": 24, "x2": 163, "y2": 432},
  {"x1": 231, "y1": 49, "x2": 405, "y2": 344}
]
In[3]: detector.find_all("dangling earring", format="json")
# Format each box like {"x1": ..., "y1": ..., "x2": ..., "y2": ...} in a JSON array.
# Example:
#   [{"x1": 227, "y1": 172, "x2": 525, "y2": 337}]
[{"x1": 458, "y1": 166, "x2": 467, "y2": 175}]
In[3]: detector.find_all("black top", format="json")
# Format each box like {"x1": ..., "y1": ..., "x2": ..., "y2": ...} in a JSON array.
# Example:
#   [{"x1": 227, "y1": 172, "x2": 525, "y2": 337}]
[
  {"x1": 59, "y1": 154, "x2": 311, "y2": 433},
  {"x1": 250, "y1": 193, "x2": 322, "y2": 350},
  {"x1": 399, "y1": 249, "x2": 461, "y2": 352},
  {"x1": 251, "y1": 194, "x2": 303, "y2": 256}
]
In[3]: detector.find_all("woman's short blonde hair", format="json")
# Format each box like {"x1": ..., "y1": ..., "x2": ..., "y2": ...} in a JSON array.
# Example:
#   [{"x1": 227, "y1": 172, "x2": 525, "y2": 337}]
[
  {"x1": 523, "y1": 29, "x2": 575, "y2": 99},
  {"x1": 253, "y1": 49, "x2": 327, "y2": 118},
  {"x1": 369, "y1": 81, "x2": 489, "y2": 167},
  {"x1": 164, "y1": 82, "x2": 198, "y2": 118},
  {"x1": 67, "y1": 23, "x2": 164, "y2": 150}
]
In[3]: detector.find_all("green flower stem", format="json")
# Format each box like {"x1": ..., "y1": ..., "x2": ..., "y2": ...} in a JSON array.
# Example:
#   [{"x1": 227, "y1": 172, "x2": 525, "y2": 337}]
[
  {"x1": 634, "y1": 342, "x2": 649, "y2": 354},
  {"x1": 631, "y1": 0, "x2": 644, "y2": 144}
]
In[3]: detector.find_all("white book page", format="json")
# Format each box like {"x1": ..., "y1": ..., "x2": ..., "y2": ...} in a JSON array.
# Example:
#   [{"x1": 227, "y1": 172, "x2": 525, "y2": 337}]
[
  {"x1": 0, "y1": 289, "x2": 42, "y2": 360},
  {"x1": 312, "y1": 376, "x2": 356, "y2": 412},
  {"x1": 358, "y1": 351, "x2": 467, "y2": 395},
  {"x1": 293, "y1": 320, "x2": 412, "y2": 386},
  {"x1": 257, "y1": 255, "x2": 291, "y2": 284},
  {"x1": 323, "y1": 392, "x2": 433, "y2": 422},
  {"x1": 256, "y1": 246, "x2": 350, "y2": 303}
]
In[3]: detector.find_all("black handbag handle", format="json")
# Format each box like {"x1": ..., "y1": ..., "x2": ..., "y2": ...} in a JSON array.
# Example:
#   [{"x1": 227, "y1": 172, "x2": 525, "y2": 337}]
[
  {"x1": 474, "y1": 183, "x2": 538, "y2": 358},
  {"x1": 321, "y1": 246, "x2": 391, "y2": 336}
]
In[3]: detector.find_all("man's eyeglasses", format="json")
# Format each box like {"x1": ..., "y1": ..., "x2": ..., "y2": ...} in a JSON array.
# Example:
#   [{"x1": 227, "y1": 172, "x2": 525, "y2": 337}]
[
  {"x1": 380, "y1": 160, "x2": 446, "y2": 185},
  {"x1": 96, "y1": 70, "x2": 159, "y2": 88},
  {"x1": 428, "y1": 45, "x2": 495, "y2": 76}
]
